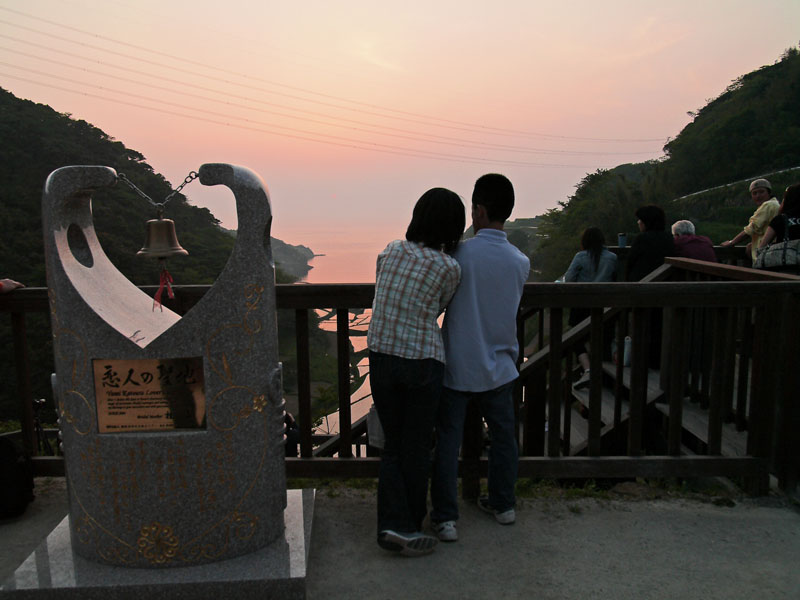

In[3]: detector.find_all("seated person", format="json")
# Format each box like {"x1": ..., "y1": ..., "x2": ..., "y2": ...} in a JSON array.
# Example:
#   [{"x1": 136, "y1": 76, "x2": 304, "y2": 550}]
[
  {"x1": 671, "y1": 220, "x2": 717, "y2": 262},
  {"x1": 757, "y1": 183, "x2": 800, "y2": 275},
  {"x1": 759, "y1": 183, "x2": 800, "y2": 246},
  {"x1": 564, "y1": 228, "x2": 617, "y2": 388},
  {"x1": 626, "y1": 205, "x2": 675, "y2": 281}
]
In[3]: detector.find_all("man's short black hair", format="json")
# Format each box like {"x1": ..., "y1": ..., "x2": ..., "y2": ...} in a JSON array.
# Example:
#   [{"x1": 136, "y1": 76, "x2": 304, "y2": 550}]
[
  {"x1": 635, "y1": 204, "x2": 666, "y2": 232},
  {"x1": 473, "y1": 173, "x2": 514, "y2": 223},
  {"x1": 406, "y1": 188, "x2": 465, "y2": 254}
]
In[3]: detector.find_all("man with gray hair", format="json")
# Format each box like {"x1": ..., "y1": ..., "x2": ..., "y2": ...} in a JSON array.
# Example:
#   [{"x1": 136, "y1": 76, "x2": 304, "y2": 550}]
[
  {"x1": 671, "y1": 220, "x2": 717, "y2": 262},
  {"x1": 720, "y1": 178, "x2": 780, "y2": 263}
]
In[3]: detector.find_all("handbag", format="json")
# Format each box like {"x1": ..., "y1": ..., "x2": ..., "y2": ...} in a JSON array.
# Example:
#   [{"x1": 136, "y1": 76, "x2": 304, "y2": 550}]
[
  {"x1": 367, "y1": 403, "x2": 385, "y2": 449},
  {"x1": 754, "y1": 216, "x2": 800, "y2": 269}
]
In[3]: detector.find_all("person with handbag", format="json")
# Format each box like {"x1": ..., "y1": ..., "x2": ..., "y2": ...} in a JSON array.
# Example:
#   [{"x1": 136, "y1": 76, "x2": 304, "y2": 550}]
[
  {"x1": 368, "y1": 187, "x2": 465, "y2": 557},
  {"x1": 756, "y1": 183, "x2": 800, "y2": 274}
]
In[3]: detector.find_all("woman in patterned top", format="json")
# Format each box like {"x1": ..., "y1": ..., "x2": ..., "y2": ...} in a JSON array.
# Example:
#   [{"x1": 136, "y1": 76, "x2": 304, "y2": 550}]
[{"x1": 368, "y1": 187, "x2": 465, "y2": 557}]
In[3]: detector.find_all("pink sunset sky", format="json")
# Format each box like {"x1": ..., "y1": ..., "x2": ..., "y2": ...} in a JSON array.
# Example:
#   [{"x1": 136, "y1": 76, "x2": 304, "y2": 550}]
[{"x1": 1, "y1": 0, "x2": 799, "y2": 281}]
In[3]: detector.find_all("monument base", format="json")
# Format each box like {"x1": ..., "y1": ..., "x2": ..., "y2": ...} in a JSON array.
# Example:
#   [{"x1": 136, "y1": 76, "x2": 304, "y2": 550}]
[{"x1": 1, "y1": 489, "x2": 315, "y2": 600}]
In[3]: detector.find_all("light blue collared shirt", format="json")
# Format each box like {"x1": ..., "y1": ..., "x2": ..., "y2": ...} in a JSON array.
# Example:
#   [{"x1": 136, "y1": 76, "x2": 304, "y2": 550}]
[{"x1": 442, "y1": 229, "x2": 530, "y2": 392}]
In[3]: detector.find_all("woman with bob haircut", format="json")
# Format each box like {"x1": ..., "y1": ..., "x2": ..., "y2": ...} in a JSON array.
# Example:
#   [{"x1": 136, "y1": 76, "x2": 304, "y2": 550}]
[{"x1": 367, "y1": 187, "x2": 465, "y2": 557}]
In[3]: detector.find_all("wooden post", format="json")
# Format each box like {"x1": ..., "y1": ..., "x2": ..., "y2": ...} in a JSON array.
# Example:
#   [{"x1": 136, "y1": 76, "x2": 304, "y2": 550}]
[
  {"x1": 745, "y1": 306, "x2": 772, "y2": 494},
  {"x1": 295, "y1": 308, "x2": 313, "y2": 458},
  {"x1": 613, "y1": 311, "x2": 626, "y2": 427},
  {"x1": 667, "y1": 307, "x2": 688, "y2": 456},
  {"x1": 588, "y1": 307, "x2": 604, "y2": 456},
  {"x1": 775, "y1": 293, "x2": 800, "y2": 492},
  {"x1": 547, "y1": 308, "x2": 563, "y2": 457},
  {"x1": 562, "y1": 352, "x2": 573, "y2": 455},
  {"x1": 627, "y1": 308, "x2": 649, "y2": 457},
  {"x1": 12, "y1": 312, "x2": 34, "y2": 456},
  {"x1": 735, "y1": 308, "x2": 753, "y2": 431},
  {"x1": 336, "y1": 308, "x2": 352, "y2": 458},
  {"x1": 707, "y1": 306, "x2": 728, "y2": 455}
]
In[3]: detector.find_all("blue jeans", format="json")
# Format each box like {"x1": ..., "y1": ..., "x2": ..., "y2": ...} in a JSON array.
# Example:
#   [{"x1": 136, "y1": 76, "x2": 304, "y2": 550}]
[
  {"x1": 431, "y1": 381, "x2": 518, "y2": 523},
  {"x1": 369, "y1": 351, "x2": 443, "y2": 534}
]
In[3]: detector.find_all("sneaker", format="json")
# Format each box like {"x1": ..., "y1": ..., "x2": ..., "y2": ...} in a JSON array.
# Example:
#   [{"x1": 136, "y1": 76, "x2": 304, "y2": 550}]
[
  {"x1": 378, "y1": 530, "x2": 437, "y2": 556},
  {"x1": 477, "y1": 496, "x2": 516, "y2": 525},
  {"x1": 433, "y1": 520, "x2": 458, "y2": 542},
  {"x1": 573, "y1": 369, "x2": 590, "y2": 390}
]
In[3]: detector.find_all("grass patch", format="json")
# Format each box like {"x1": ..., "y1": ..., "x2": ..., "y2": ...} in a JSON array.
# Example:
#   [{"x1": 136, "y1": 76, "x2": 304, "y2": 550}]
[
  {"x1": 514, "y1": 478, "x2": 613, "y2": 500},
  {"x1": 286, "y1": 477, "x2": 378, "y2": 497},
  {"x1": 0, "y1": 420, "x2": 21, "y2": 434}
]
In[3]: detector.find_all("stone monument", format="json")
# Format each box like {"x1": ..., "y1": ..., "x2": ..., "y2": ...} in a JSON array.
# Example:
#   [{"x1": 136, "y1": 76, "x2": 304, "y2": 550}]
[{"x1": 1, "y1": 164, "x2": 312, "y2": 598}]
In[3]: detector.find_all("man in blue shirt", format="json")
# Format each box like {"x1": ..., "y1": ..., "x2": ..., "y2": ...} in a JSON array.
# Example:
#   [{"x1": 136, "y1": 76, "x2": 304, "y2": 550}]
[{"x1": 430, "y1": 174, "x2": 530, "y2": 542}]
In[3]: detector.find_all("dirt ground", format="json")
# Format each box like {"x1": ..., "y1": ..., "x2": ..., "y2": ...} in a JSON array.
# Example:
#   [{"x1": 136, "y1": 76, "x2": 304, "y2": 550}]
[
  {"x1": 305, "y1": 480, "x2": 800, "y2": 600},
  {"x1": 3, "y1": 478, "x2": 800, "y2": 599}
]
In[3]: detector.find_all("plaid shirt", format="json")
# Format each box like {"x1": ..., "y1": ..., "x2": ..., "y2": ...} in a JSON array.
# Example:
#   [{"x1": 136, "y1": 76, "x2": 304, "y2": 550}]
[{"x1": 368, "y1": 240, "x2": 461, "y2": 362}]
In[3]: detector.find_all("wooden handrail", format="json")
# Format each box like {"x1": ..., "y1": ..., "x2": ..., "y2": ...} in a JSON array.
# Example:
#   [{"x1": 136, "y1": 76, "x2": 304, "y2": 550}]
[{"x1": 1, "y1": 256, "x2": 798, "y2": 492}]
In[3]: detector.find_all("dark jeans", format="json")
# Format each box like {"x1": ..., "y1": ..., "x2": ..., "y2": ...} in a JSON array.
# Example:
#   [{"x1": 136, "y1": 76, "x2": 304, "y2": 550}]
[
  {"x1": 369, "y1": 351, "x2": 444, "y2": 534},
  {"x1": 431, "y1": 381, "x2": 518, "y2": 523}
]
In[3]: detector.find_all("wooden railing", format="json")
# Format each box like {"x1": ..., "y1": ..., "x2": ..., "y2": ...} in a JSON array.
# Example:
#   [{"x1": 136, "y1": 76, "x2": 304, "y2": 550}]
[
  {"x1": 2, "y1": 253, "x2": 798, "y2": 494},
  {"x1": 498, "y1": 258, "x2": 800, "y2": 496}
]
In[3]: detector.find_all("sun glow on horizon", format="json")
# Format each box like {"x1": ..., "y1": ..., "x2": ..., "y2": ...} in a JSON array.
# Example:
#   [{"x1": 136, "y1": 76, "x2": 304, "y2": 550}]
[{"x1": 1, "y1": 0, "x2": 799, "y2": 273}]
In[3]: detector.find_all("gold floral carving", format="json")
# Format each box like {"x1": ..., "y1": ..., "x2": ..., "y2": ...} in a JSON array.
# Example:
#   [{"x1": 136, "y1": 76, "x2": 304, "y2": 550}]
[{"x1": 137, "y1": 522, "x2": 180, "y2": 565}]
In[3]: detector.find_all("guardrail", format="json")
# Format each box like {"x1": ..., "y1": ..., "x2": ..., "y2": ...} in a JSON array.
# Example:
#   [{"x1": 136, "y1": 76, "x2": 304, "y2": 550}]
[{"x1": 2, "y1": 250, "x2": 798, "y2": 494}]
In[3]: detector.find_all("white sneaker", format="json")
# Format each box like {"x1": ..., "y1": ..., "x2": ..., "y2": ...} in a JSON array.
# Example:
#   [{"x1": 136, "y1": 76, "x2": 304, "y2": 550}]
[
  {"x1": 478, "y1": 496, "x2": 516, "y2": 525},
  {"x1": 573, "y1": 370, "x2": 590, "y2": 390},
  {"x1": 433, "y1": 520, "x2": 458, "y2": 542},
  {"x1": 378, "y1": 530, "x2": 437, "y2": 556}
]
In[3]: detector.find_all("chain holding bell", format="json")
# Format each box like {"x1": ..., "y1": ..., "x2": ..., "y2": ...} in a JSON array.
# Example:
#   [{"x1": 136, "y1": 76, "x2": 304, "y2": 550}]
[{"x1": 137, "y1": 209, "x2": 188, "y2": 259}]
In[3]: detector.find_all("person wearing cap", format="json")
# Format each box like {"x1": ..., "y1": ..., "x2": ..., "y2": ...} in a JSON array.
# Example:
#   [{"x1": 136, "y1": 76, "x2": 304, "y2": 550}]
[{"x1": 720, "y1": 178, "x2": 780, "y2": 263}]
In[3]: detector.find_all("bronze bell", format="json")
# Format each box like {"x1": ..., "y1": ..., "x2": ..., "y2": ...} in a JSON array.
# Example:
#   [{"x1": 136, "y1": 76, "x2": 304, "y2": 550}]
[{"x1": 137, "y1": 215, "x2": 188, "y2": 259}]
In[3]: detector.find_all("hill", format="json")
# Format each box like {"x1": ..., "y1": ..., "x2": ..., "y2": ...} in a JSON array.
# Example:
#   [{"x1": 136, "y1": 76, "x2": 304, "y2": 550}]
[
  {"x1": 532, "y1": 46, "x2": 800, "y2": 281},
  {"x1": 0, "y1": 87, "x2": 312, "y2": 287},
  {"x1": 0, "y1": 88, "x2": 320, "y2": 419}
]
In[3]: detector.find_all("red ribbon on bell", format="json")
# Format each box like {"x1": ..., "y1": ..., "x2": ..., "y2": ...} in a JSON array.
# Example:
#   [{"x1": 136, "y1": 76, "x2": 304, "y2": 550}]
[{"x1": 153, "y1": 266, "x2": 175, "y2": 311}]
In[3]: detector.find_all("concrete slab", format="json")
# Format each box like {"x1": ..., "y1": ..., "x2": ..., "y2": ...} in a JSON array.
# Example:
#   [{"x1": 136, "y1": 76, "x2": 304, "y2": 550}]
[{"x1": 1, "y1": 489, "x2": 314, "y2": 599}]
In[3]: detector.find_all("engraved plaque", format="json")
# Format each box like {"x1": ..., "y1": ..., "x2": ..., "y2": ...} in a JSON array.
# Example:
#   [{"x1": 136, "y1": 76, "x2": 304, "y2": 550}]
[{"x1": 93, "y1": 357, "x2": 206, "y2": 432}]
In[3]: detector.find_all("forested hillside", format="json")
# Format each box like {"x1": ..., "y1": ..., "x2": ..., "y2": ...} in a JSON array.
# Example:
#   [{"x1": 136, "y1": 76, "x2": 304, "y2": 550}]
[
  {"x1": 0, "y1": 88, "x2": 325, "y2": 419},
  {"x1": 533, "y1": 46, "x2": 800, "y2": 281}
]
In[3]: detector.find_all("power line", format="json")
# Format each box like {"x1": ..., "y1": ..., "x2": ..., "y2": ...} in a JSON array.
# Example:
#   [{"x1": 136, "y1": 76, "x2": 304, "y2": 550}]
[
  {"x1": 0, "y1": 42, "x2": 663, "y2": 159},
  {"x1": 0, "y1": 70, "x2": 613, "y2": 169},
  {"x1": 0, "y1": 5, "x2": 669, "y2": 144}
]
